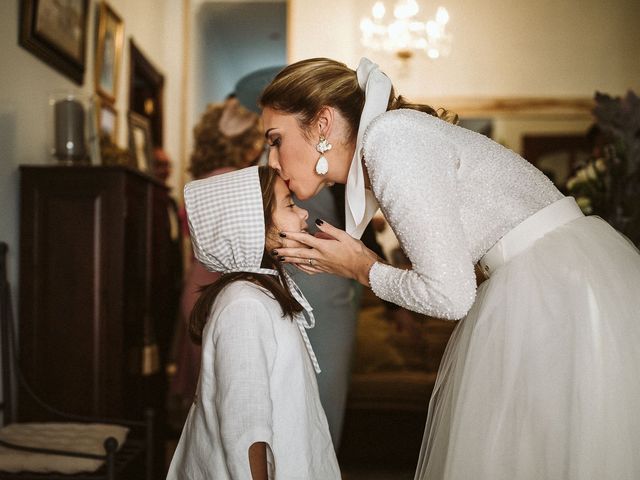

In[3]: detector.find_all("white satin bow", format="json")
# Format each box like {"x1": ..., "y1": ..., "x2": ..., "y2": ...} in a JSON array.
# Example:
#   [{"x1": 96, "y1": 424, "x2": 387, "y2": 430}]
[{"x1": 344, "y1": 58, "x2": 392, "y2": 239}]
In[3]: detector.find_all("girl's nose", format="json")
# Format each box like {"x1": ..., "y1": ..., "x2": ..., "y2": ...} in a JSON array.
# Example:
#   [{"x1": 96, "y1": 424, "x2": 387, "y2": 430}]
[{"x1": 298, "y1": 207, "x2": 309, "y2": 222}]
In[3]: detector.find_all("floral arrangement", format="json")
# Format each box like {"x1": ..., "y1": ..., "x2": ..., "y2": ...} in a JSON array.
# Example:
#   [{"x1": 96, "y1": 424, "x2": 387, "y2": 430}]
[{"x1": 566, "y1": 90, "x2": 640, "y2": 246}]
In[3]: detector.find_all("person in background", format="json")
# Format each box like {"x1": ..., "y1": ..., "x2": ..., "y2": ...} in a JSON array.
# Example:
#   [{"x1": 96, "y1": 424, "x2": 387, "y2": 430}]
[{"x1": 168, "y1": 97, "x2": 264, "y2": 420}]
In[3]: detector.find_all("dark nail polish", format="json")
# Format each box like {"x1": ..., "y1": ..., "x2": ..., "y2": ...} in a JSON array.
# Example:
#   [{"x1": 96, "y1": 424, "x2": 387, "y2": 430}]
[
  {"x1": 271, "y1": 249, "x2": 278, "y2": 256},
  {"x1": 315, "y1": 218, "x2": 324, "y2": 226},
  {"x1": 278, "y1": 256, "x2": 285, "y2": 261},
  {"x1": 279, "y1": 232, "x2": 286, "y2": 238}
]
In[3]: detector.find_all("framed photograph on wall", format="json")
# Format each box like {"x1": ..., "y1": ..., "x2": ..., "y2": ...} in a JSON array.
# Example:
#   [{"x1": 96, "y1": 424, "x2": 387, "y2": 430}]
[
  {"x1": 128, "y1": 112, "x2": 153, "y2": 173},
  {"x1": 19, "y1": 0, "x2": 89, "y2": 85},
  {"x1": 94, "y1": 1, "x2": 124, "y2": 103}
]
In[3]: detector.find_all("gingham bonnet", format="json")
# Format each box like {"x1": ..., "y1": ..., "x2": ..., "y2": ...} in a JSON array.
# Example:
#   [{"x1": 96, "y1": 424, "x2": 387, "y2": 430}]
[
  {"x1": 184, "y1": 166, "x2": 275, "y2": 276},
  {"x1": 183, "y1": 166, "x2": 321, "y2": 373}
]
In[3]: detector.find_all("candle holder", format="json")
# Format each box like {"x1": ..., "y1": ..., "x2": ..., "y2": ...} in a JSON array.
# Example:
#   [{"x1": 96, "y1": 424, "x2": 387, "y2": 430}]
[{"x1": 48, "y1": 92, "x2": 92, "y2": 165}]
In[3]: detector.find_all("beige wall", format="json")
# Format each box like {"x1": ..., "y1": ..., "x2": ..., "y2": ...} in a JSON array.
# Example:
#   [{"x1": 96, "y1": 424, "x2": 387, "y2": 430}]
[
  {"x1": 289, "y1": 0, "x2": 640, "y2": 98},
  {"x1": 0, "y1": 0, "x2": 187, "y2": 298}
]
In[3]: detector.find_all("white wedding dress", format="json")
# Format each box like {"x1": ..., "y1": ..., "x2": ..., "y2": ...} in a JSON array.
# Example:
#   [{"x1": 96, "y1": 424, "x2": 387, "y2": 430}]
[{"x1": 362, "y1": 109, "x2": 640, "y2": 479}]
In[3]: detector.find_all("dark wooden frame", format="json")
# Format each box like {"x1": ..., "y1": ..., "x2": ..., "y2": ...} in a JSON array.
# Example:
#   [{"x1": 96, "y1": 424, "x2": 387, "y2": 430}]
[
  {"x1": 129, "y1": 40, "x2": 164, "y2": 147},
  {"x1": 94, "y1": 1, "x2": 124, "y2": 103},
  {"x1": 19, "y1": 0, "x2": 90, "y2": 85}
]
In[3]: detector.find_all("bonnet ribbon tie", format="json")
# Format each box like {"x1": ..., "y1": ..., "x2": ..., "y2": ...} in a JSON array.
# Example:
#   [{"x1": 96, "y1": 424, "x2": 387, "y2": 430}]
[{"x1": 283, "y1": 272, "x2": 321, "y2": 374}]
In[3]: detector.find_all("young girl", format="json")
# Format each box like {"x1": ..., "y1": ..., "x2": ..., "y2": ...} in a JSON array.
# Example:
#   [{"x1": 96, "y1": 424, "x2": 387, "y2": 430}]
[{"x1": 166, "y1": 165, "x2": 341, "y2": 479}]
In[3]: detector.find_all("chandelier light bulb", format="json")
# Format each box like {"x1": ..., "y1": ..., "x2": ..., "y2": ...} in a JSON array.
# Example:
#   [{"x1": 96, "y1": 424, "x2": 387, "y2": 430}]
[
  {"x1": 361, "y1": 17, "x2": 374, "y2": 34},
  {"x1": 372, "y1": 1, "x2": 386, "y2": 19},
  {"x1": 394, "y1": 0, "x2": 419, "y2": 20},
  {"x1": 426, "y1": 20, "x2": 441, "y2": 38},
  {"x1": 436, "y1": 6, "x2": 449, "y2": 25}
]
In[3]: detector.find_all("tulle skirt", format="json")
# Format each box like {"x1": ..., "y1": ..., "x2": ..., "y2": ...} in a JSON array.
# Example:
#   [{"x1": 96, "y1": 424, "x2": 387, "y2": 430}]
[{"x1": 415, "y1": 215, "x2": 640, "y2": 480}]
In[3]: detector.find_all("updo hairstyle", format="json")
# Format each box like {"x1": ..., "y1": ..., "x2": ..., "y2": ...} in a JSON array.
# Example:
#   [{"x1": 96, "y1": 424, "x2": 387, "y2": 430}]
[{"x1": 259, "y1": 57, "x2": 457, "y2": 141}]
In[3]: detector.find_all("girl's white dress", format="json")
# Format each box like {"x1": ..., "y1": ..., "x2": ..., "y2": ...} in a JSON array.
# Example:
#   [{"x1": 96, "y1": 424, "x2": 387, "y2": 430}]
[
  {"x1": 363, "y1": 109, "x2": 640, "y2": 479},
  {"x1": 166, "y1": 281, "x2": 340, "y2": 479}
]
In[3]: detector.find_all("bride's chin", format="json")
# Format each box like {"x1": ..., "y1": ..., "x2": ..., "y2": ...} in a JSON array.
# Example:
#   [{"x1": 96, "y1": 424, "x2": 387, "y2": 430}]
[{"x1": 294, "y1": 180, "x2": 327, "y2": 200}]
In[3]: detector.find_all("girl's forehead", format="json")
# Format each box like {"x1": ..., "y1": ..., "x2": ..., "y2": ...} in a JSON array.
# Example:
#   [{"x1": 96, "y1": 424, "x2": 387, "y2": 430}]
[{"x1": 273, "y1": 176, "x2": 290, "y2": 197}]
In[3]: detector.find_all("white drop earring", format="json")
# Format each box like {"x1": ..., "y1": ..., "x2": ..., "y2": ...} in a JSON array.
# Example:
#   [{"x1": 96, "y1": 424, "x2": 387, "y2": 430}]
[{"x1": 315, "y1": 135, "x2": 332, "y2": 175}]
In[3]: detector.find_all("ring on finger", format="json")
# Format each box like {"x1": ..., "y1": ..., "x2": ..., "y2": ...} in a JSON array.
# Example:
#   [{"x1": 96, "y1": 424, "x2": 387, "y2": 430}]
[{"x1": 308, "y1": 258, "x2": 314, "y2": 266}]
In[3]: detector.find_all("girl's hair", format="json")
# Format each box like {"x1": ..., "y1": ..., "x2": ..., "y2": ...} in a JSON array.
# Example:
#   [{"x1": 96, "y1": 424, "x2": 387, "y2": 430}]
[
  {"x1": 259, "y1": 57, "x2": 457, "y2": 140},
  {"x1": 189, "y1": 166, "x2": 303, "y2": 344}
]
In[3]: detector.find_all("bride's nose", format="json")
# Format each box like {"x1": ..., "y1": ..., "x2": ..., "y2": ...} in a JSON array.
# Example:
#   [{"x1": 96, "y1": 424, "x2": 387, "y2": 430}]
[{"x1": 268, "y1": 148, "x2": 280, "y2": 171}]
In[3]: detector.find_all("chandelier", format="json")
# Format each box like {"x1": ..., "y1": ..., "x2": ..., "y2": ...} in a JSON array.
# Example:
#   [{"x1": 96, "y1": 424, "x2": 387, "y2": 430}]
[{"x1": 360, "y1": 0, "x2": 452, "y2": 61}]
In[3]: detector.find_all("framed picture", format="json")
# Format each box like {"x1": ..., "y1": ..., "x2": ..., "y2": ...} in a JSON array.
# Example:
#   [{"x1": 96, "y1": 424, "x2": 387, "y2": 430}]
[
  {"x1": 19, "y1": 0, "x2": 89, "y2": 85},
  {"x1": 94, "y1": 1, "x2": 124, "y2": 103},
  {"x1": 97, "y1": 100, "x2": 118, "y2": 144},
  {"x1": 128, "y1": 112, "x2": 153, "y2": 173}
]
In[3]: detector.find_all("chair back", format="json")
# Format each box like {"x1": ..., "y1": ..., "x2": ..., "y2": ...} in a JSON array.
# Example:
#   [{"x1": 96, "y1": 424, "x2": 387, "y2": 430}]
[{"x1": 0, "y1": 242, "x2": 15, "y2": 425}]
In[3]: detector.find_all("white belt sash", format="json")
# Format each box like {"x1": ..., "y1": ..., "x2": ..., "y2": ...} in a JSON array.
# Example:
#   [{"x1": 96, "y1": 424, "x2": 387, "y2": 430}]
[{"x1": 478, "y1": 197, "x2": 584, "y2": 278}]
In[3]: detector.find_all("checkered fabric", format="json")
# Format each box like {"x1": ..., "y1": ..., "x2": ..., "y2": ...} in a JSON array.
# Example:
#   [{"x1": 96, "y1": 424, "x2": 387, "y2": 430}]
[
  {"x1": 184, "y1": 166, "x2": 276, "y2": 276},
  {"x1": 183, "y1": 166, "x2": 321, "y2": 373}
]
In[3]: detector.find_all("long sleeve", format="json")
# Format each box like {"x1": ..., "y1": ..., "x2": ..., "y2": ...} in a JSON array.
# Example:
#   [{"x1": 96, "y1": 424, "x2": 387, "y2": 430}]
[
  {"x1": 363, "y1": 110, "x2": 476, "y2": 320},
  {"x1": 212, "y1": 298, "x2": 277, "y2": 478}
]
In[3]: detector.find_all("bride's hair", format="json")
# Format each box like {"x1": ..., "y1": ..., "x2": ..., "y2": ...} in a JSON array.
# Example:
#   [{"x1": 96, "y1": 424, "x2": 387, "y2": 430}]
[{"x1": 259, "y1": 57, "x2": 457, "y2": 139}]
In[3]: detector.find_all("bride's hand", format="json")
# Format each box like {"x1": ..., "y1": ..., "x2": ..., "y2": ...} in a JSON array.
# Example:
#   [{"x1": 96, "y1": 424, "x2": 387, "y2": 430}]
[{"x1": 272, "y1": 219, "x2": 380, "y2": 286}]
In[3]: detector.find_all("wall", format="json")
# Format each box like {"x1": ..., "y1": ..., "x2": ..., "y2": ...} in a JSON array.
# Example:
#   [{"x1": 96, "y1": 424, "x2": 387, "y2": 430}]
[
  {"x1": 289, "y1": 0, "x2": 640, "y2": 98},
  {"x1": 199, "y1": 2, "x2": 286, "y2": 108},
  {"x1": 0, "y1": 0, "x2": 187, "y2": 318}
]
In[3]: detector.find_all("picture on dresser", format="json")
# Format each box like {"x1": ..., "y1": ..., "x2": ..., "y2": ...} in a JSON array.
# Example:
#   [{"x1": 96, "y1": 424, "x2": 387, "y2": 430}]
[
  {"x1": 128, "y1": 112, "x2": 153, "y2": 173},
  {"x1": 98, "y1": 100, "x2": 118, "y2": 144}
]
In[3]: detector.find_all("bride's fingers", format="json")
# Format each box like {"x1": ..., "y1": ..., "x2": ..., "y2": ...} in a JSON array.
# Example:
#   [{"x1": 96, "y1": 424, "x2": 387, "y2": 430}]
[
  {"x1": 314, "y1": 218, "x2": 351, "y2": 241},
  {"x1": 278, "y1": 231, "x2": 324, "y2": 248},
  {"x1": 273, "y1": 246, "x2": 321, "y2": 260},
  {"x1": 294, "y1": 264, "x2": 322, "y2": 275},
  {"x1": 314, "y1": 231, "x2": 337, "y2": 241},
  {"x1": 280, "y1": 255, "x2": 323, "y2": 268}
]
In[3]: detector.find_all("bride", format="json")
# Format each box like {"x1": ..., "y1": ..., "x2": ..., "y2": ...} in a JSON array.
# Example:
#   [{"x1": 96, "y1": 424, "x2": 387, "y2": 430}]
[{"x1": 260, "y1": 57, "x2": 640, "y2": 479}]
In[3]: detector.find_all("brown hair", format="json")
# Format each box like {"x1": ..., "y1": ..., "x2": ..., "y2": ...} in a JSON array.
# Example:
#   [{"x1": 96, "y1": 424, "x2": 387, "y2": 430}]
[
  {"x1": 259, "y1": 57, "x2": 457, "y2": 139},
  {"x1": 188, "y1": 166, "x2": 303, "y2": 344},
  {"x1": 189, "y1": 102, "x2": 265, "y2": 179}
]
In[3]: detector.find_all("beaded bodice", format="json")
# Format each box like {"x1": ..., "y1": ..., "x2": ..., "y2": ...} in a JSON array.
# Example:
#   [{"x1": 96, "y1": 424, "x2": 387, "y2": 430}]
[{"x1": 363, "y1": 109, "x2": 563, "y2": 319}]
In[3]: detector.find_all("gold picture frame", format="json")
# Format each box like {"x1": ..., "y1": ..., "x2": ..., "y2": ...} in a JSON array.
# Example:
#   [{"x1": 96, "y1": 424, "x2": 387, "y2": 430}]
[{"x1": 94, "y1": 1, "x2": 124, "y2": 103}]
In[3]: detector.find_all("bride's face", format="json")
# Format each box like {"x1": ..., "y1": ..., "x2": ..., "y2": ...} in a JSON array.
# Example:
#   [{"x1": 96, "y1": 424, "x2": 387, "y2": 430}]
[{"x1": 262, "y1": 107, "x2": 331, "y2": 201}]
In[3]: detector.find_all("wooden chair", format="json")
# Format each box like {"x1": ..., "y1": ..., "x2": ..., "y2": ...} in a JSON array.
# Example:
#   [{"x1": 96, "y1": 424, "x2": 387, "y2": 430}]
[{"x1": 0, "y1": 242, "x2": 155, "y2": 480}]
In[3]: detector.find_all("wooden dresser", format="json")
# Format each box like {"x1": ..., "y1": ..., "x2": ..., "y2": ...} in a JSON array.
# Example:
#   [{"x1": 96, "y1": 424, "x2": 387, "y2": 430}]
[{"x1": 18, "y1": 165, "x2": 179, "y2": 422}]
